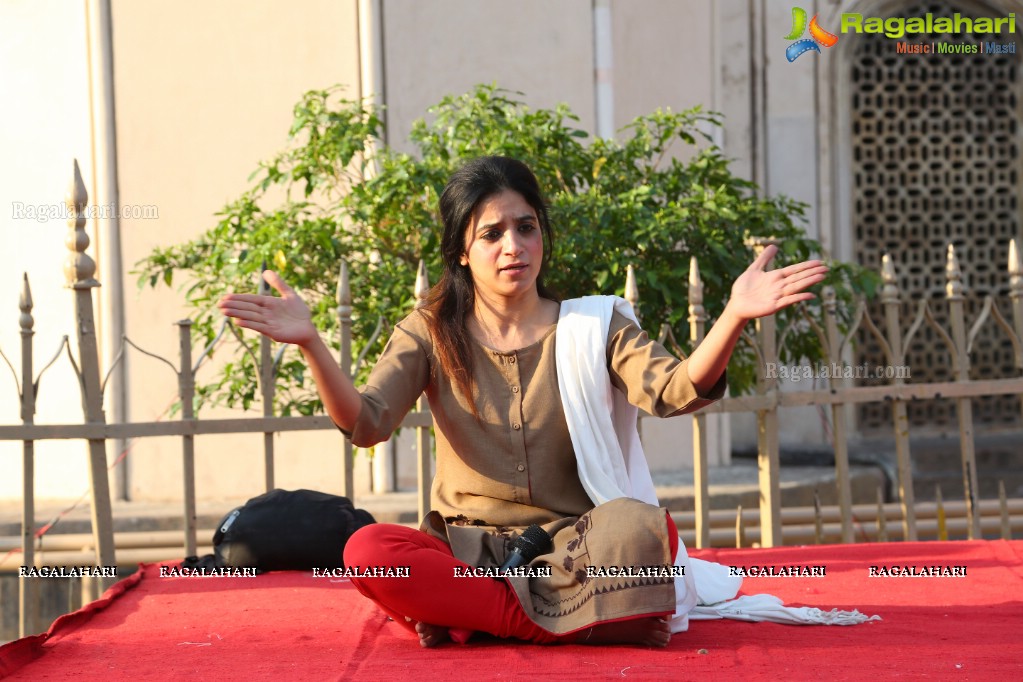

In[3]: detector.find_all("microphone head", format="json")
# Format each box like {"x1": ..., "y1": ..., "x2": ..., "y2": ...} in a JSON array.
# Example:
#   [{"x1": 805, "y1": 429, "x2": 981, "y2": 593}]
[{"x1": 513, "y1": 524, "x2": 553, "y2": 562}]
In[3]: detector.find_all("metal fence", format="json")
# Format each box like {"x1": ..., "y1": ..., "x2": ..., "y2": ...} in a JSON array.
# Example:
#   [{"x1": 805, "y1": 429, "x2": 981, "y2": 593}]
[{"x1": 3, "y1": 161, "x2": 1023, "y2": 638}]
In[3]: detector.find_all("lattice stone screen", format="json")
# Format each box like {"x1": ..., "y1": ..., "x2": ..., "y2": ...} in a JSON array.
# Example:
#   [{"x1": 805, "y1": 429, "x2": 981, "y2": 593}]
[{"x1": 849, "y1": 0, "x2": 1023, "y2": 432}]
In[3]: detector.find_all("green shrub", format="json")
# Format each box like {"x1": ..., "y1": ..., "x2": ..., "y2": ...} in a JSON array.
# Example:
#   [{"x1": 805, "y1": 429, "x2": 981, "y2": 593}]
[{"x1": 136, "y1": 84, "x2": 877, "y2": 415}]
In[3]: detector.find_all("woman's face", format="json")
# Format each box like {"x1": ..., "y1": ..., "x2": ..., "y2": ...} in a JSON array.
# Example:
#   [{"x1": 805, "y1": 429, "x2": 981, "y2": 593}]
[{"x1": 460, "y1": 189, "x2": 544, "y2": 303}]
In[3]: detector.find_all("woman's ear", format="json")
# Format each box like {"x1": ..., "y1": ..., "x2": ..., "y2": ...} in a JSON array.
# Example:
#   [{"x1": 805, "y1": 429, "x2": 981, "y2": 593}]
[{"x1": 459, "y1": 254, "x2": 468, "y2": 267}]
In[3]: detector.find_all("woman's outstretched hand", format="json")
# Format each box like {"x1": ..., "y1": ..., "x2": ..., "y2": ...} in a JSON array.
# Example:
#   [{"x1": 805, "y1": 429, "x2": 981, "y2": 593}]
[
  {"x1": 217, "y1": 270, "x2": 318, "y2": 347},
  {"x1": 684, "y1": 245, "x2": 827, "y2": 392},
  {"x1": 724, "y1": 244, "x2": 829, "y2": 322}
]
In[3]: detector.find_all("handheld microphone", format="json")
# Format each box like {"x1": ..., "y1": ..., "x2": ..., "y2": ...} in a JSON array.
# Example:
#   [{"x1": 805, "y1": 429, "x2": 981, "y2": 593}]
[{"x1": 499, "y1": 524, "x2": 553, "y2": 571}]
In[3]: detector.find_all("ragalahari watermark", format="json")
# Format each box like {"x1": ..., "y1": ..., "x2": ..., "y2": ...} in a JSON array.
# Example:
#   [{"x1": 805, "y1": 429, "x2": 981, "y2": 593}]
[
  {"x1": 765, "y1": 363, "x2": 911, "y2": 382},
  {"x1": 12, "y1": 202, "x2": 159, "y2": 223}
]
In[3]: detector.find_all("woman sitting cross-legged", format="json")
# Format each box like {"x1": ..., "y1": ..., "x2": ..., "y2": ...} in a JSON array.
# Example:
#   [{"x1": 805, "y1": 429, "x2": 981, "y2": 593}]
[{"x1": 217, "y1": 155, "x2": 827, "y2": 647}]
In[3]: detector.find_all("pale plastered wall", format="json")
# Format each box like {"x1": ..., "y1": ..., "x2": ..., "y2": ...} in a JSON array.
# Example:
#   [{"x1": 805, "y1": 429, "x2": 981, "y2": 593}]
[
  {"x1": 4, "y1": 0, "x2": 753, "y2": 503},
  {"x1": 382, "y1": 0, "x2": 730, "y2": 473},
  {"x1": 381, "y1": 0, "x2": 597, "y2": 149},
  {"x1": 111, "y1": 0, "x2": 363, "y2": 501},
  {"x1": 611, "y1": 0, "x2": 731, "y2": 468},
  {"x1": 0, "y1": 1, "x2": 95, "y2": 500},
  {"x1": 611, "y1": 0, "x2": 714, "y2": 130},
  {"x1": 717, "y1": 0, "x2": 835, "y2": 452}
]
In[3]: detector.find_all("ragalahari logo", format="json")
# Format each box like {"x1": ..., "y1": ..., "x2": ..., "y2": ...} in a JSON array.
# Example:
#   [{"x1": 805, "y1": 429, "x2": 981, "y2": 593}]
[{"x1": 785, "y1": 7, "x2": 839, "y2": 61}]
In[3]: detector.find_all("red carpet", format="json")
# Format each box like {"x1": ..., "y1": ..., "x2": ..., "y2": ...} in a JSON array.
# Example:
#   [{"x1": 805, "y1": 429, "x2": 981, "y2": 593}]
[{"x1": 2, "y1": 540, "x2": 1021, "y2": 680}]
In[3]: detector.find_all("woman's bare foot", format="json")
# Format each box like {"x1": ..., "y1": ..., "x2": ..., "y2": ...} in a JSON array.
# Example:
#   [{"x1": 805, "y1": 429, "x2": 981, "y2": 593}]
[
  {"x1": 414, "y1": 621, "x2": 451, "y2": 648},
  {"x1": 577, "y1": 617, "x2": 672, "y2": 647}
]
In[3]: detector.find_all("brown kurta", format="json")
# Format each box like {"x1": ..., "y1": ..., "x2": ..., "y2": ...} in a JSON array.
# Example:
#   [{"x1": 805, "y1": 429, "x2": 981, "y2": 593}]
[{"x1": 345, "y1": 303, "x2": 726, "y2": 633}]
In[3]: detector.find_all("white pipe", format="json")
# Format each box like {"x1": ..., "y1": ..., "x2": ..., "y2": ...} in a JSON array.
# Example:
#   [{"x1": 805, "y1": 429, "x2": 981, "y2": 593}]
[
  {"x1": 358, "y1": 0, "x2": 394, "y2": 492},
  {"x1": 359, "y1": 0, "x2": 386, "y2": 157},
  {"x1": 85, "y1": 0, "x2": 128, "y2": 500},
  {"x1": 707, "y1": 0, "x2": 723, "y2": 149},
  {"x1": 593, "y1": 0, "x2": 614, "y2": 139}
]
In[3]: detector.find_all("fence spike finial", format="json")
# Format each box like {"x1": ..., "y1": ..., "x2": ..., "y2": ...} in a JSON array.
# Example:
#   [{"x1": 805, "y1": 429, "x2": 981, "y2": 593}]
[
  {"x1": 945, "y1": 243, "x2": 963, "y2": 300},
  {"x1": 336, "y1": 260, "x2": 351, "y2": 309},
  {"x1": 881, "y1": 253, "x2": 900, "y2": 305},
  {"x1": 822, "y1": 285, "x2": 837, "y2": 314},
  {"x1": 415, "y1": 260, "x2": 430, "y2": 308},
  {"x1": 1009, "y1": 239, "x2": 1022, "y2": 291},
  {"x1": 19, "y1": 273, "x2": 34, "y2": 333},
  {"x1": 64, "y1": 159, "x2": 98, "y2": 288},
  {"x1": 688, "y1": 257, "x2": 703, "y2": 306},
  {"x1": 68, "y1": 158, "x2": 88, "y2": 213},
  {"x1": 625, "y1": 264, "x2": 639, "y2": 314},
  {"x1": 687, "y1": 256, "x2": 707, "y2": 346}
]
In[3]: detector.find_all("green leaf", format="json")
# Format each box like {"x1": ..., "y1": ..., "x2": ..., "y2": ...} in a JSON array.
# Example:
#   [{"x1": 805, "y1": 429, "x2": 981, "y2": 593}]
[{"x1": 134, "y1": 82, "x2": 873, "y2": 407}]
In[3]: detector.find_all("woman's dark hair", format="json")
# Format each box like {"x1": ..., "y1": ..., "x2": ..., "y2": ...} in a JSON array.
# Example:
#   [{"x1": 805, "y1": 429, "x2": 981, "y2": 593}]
[{"x1": 423, "y1": 156, "x2": 556, "y2": 412}]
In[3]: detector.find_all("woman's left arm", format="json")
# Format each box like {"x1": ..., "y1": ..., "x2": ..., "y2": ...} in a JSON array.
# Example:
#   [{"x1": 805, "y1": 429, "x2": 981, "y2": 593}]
[{"x1": 686, "y1": 244, "x2": 828, "y2": 394}]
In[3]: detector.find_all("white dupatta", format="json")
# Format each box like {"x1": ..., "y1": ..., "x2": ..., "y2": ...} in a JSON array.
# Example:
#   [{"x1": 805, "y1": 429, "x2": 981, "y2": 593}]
[{"x1": 555, "y1": 296, "x2": 880, "y2": 631}]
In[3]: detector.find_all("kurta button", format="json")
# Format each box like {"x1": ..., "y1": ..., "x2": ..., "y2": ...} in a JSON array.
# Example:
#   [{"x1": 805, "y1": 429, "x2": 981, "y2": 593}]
[
  {"x1": 517, "y1": 463, "x2": 525, "y2": 472},
  {"x1": 511, "y1": 386, "x2": 519, "y2": 393},
  {"x1": 509, "y1": 356, "x2": 516, "y2": 364},
  {"x1": 513, "y1": 423, "x2": 521, "y2": 430}
]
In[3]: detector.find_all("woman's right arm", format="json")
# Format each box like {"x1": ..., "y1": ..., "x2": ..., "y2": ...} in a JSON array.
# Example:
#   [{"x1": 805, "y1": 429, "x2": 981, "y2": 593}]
[
  {"x1": 294, "y1": 333, "x2": 363, "y2": 434},
  {"x1": 217, "y1": 269, "x2": 362, "y2": 433}
]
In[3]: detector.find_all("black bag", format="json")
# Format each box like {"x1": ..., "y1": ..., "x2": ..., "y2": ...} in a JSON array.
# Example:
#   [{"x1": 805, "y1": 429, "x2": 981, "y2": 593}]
[{"x1": 182, "y1": 489, "x2": 375, "y2": 573}]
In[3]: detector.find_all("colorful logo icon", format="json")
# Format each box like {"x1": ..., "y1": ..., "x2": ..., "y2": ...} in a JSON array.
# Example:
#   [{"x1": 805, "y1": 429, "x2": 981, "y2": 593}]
[{"x1": 785, "y1": 7, "x2": 839, "y2": 61}]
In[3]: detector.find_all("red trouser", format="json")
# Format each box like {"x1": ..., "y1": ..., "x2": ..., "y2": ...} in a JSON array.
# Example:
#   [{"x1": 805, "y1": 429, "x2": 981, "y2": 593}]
[{"x1": 342, "y1": 513, "x2": 679, "y2": 644}]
